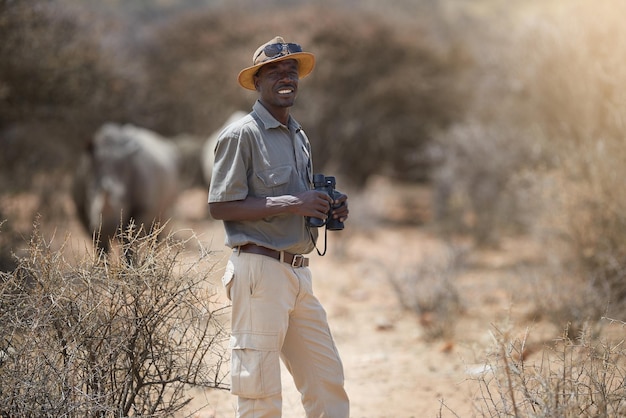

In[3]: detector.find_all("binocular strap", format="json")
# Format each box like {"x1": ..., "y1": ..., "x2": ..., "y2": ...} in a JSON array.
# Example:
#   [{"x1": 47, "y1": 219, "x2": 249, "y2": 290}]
[{"x1": 308, "y1": 225, "x2": 328, "y2": 257}]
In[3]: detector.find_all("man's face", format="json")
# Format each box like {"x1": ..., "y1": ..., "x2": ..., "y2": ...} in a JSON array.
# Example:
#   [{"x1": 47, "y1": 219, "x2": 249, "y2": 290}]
[{"x1": 254, "y1": 59, "x2": 299, "y2": 109}]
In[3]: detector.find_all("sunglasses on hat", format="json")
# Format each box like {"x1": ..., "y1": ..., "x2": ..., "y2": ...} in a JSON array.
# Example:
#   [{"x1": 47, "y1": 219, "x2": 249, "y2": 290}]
[{"x1": 255, "y1": 43, "x2": 303, "y2": 63}]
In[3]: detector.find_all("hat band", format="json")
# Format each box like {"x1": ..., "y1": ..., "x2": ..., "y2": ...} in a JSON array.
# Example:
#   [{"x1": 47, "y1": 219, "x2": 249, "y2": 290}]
[{"x1": 254, "y1": 43, "x2": 303, "y2": 64}]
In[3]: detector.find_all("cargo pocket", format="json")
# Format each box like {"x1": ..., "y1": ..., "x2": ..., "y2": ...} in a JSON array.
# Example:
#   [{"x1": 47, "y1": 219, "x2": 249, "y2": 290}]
[
  {"x1": 230, "y1": 332, "x2": 281, "y2": 398},
  {"x1": 222, "y1": 259, "x2": 235, "y2": 301}
]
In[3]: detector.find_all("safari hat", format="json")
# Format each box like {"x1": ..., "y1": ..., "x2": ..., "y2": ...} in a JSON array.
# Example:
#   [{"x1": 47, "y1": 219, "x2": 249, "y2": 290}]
[{"x1": 237, "y1": 36, "x2": 315, "y2": 90}]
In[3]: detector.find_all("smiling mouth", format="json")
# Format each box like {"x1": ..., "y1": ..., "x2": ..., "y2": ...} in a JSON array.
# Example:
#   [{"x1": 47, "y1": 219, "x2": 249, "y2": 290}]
[{"x1": 278, "y1": 88, "x2": 294, "y2": 95}]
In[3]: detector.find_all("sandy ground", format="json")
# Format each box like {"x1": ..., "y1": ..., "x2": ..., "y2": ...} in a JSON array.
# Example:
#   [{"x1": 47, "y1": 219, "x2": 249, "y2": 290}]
[{"x1": 2, "y1": 181, "x2": 556, "y2": 418}]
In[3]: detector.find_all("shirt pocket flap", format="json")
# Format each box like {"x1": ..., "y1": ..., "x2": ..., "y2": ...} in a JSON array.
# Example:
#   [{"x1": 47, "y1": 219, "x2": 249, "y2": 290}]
[{"x1": 255, "y1": 166, "x2": 292, "y2": 188}]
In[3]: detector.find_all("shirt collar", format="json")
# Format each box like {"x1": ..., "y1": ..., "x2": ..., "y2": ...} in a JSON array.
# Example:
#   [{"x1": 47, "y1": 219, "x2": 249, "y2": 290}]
[{"x1": 253, "y1": 100, "x2": 300, "y2": 132}]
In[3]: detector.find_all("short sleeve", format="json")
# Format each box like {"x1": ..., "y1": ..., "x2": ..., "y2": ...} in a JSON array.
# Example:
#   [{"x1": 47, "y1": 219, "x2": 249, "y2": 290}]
[{"x1": 208, "y1": 126, "x2": 250, "y2": 203}]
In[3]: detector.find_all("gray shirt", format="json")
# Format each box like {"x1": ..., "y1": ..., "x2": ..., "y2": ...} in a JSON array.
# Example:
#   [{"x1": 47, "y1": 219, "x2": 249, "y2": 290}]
[{"x1": 208, "y1": 101, "x2": 318, "y2": 254}]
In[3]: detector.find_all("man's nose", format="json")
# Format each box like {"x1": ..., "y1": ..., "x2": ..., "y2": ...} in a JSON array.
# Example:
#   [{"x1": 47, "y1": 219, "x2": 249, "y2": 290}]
[{"x1": 280, "y1": 72, "x2": 298, "y2": 82}]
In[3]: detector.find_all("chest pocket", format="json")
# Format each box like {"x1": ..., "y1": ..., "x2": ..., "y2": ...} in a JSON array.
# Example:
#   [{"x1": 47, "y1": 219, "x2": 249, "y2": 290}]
[{"x1": 254, "y1": 165, "x2": 293, "y2": 197}]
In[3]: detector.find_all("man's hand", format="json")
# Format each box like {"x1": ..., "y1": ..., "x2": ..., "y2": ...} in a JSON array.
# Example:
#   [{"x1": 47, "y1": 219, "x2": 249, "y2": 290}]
[
  {"x1": 331, "y1": 191, "x2": 349, "y2": 223},
  {"x1": 291, "y1": 190, "x2": 333, "y2": 221}
]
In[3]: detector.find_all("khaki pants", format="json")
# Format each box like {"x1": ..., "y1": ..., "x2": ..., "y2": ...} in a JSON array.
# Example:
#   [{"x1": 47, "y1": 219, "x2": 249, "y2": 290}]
[{"x1": 222, "y1": 251, "x2": 350, "y2": 418}]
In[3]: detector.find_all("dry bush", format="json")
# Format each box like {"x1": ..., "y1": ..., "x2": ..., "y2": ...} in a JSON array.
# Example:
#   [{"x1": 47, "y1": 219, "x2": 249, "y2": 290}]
[
  {"x1": 506, "y1": 0, "x2": 626, "y2": 317},
  {"x1": 427, "y1": 3, "x2": 548, "y2": 247},
  {"x1": 431, "y1": 122, "x2": 540, "y2": 246},
  {"x1": 0, "y1": 221, "x2": 229, "y2": 416},
  {"x1": 431, "y1": 0, "x2": 626, "y2": 315},
  {"x1": 471, "y1": 323, "x2": 626, "y2": 417},
  {"x1": 524, "y1": 264, "x2": 607, "y2": 340},
  {"x1": 387, "y1": 244, "x2": 465, "y2": 340},
  {"x1": 0, "y1": 219, "x2": 20, "y2": 272}
]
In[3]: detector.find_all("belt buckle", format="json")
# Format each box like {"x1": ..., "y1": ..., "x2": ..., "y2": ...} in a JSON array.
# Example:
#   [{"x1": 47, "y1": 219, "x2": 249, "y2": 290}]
[{"x1": 291, "y1": 254, "x2": 304, "y2": 267}]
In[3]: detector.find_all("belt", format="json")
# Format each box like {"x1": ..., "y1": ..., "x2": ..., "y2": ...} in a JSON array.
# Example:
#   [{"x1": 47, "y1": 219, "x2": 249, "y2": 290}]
[{"x1": 237, "y1": 243, "x2": 309, "y2": 268}]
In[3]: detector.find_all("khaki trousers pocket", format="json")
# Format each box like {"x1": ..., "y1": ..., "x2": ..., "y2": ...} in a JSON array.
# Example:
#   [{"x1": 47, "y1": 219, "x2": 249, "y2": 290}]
[
  {"x1": 222, "y1": 260, "x2": 235, "y2": 301},
  {"x1": 230, "y1": 332, "x2": 281, "y2": 398}
]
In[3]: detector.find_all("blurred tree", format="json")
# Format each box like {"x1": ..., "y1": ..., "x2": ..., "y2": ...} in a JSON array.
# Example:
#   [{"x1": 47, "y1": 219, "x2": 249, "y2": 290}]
[
  {"x1": 139, "y1": 6, "x2": 470, "y2": 187},
  {"x1": 0, "y1": 1, "x2": 471, "y2": 191},
  {"x1": 0, "y1": 0, "x2": 139, "y2": 190},
  {"x1": 137, "y1": 9, "x2": 252, "y2": 137},
  {"x1": 304, "y1": 16, "x2": 469, "y2": 186}
]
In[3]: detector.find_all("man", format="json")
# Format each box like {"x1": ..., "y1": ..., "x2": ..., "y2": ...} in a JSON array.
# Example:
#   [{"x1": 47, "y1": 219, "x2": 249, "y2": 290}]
[{"x1": 208, "y1": 36, "x2": 350, "y2": 417}]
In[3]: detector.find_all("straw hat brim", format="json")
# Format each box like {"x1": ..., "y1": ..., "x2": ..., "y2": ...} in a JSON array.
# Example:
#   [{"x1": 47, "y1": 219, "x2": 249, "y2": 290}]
[{"x1": 237, "y1": 52, "x2": 315, "y2": 90}]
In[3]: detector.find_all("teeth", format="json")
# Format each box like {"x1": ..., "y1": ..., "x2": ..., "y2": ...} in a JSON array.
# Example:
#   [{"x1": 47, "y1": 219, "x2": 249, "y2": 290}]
[{"x1": 278, "y1": 89, "x2": 292, "y2": 94}]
